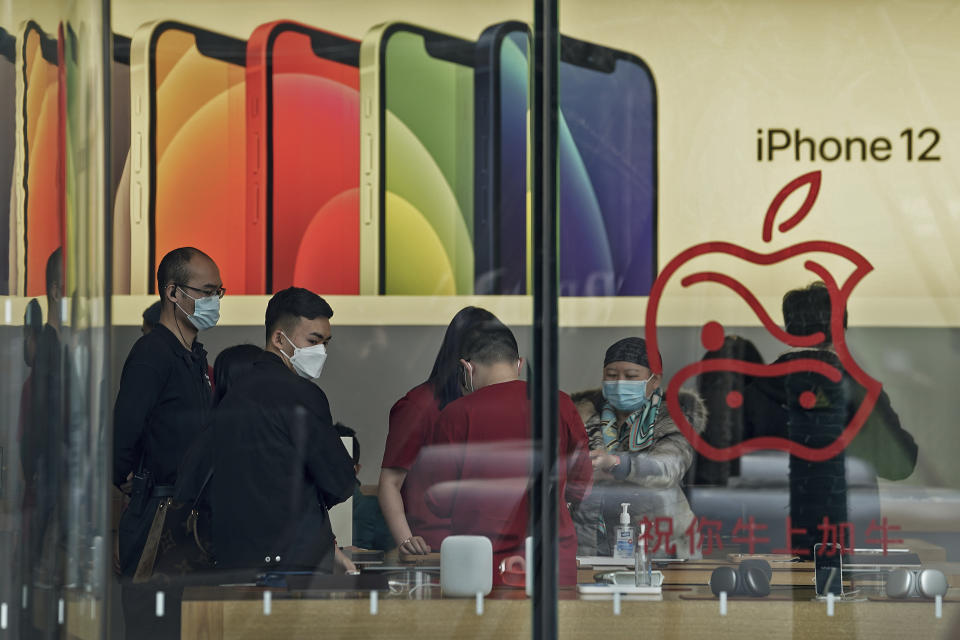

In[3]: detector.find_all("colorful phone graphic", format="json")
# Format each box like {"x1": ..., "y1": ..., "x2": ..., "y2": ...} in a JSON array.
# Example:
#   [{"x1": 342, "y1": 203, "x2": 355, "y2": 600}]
[
  {"x1": 112, "y1": 33, "x2": 131, "y2": 199},
  {"x1": 474, "y1": 22, "x2": 529, "y2": 295},
  {"x1": 61, "y1": 22, "x2": 75, "y2": 295},
  {"x1": 360, "y1": 24, "x2": 476, "y2": 295},
  {"x1": 247, "y1": 21, "x2": 360, "y2": 294},
  {"x1": 475, "y1": 24, "x2": 657, "y2": 296},
  {"x1": 1, "y1": 27, "x2": 15, "y2": 294},
  {"x1": 111, "y1": 33, "x2": 132, "y2": 294},
  {"x1": 130, "y1": 22, "x2": 247, "y2": 294},
  {"x1": 15, "y1": 21, "x2": 63, "y2": 296}
]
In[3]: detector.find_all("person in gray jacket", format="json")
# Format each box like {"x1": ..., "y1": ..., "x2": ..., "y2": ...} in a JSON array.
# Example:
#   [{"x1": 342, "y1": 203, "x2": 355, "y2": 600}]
[{"x1": 571, "y1": 337, "x2": 707, "y2": 558}]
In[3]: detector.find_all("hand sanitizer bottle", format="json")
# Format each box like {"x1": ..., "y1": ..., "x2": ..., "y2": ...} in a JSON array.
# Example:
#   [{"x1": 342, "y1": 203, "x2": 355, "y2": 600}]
[{"x1": 613, "y1": 503, "x2": 635, "y2": 560}]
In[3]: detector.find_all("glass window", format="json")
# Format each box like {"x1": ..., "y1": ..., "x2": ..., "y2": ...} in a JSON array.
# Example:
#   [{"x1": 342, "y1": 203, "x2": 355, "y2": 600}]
[
  {"x1": 558, "y1": 0, "x2": 960, "y2": 636},
  {"x1": 0, "y1": 0, "x2": 112, "y2": 637},
  {"x1": 1, "y1": 1, "x2": 958, "y2": 638},
  {"x1": 107, "y1": 2, "x2": 544, "y2": 638}
]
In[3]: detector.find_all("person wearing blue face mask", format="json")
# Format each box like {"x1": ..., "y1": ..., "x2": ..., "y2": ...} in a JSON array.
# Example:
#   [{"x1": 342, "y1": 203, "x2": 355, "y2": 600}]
[
  {"x1": 570, "y1": 337, "x2": 707, "y2": 559},
  {"x1": 113, "y1": 246, "x2": 222, "y2": 638}
]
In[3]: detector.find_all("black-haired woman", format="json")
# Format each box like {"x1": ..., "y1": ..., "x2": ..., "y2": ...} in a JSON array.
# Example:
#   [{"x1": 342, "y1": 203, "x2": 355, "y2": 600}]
[
  {"x1": 212, "y1": 344, "x2": 263, "y2": 407},
  {"x1": 377, "y1": 306, "x2": 497, "y2": 555}
]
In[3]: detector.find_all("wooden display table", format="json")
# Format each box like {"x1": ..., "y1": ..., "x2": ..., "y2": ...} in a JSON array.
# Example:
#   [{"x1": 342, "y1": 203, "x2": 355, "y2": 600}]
[{"x1": 181, "y1": 559, "x2": 960, "y2": 639}]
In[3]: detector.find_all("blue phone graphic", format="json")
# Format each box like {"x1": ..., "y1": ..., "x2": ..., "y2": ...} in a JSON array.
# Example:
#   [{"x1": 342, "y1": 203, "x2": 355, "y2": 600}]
[{"x1": 475, "y1": 23, "x2": 657, "y2": 296}]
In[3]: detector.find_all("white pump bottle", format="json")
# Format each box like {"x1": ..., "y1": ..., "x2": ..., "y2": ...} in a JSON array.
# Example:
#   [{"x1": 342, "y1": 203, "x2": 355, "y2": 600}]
[{"x1": 613, "y1": 502, "x2": 636, "y2": 559}]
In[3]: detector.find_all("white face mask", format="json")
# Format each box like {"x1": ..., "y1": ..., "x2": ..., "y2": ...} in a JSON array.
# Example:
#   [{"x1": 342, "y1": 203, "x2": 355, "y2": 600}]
[{"x1": 280, "y1": 331, "x2": 327, "y2": 379}]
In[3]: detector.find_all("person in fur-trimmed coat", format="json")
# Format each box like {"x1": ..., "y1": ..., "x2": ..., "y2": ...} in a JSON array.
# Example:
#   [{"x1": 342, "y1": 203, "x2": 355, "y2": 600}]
[{"x1": 571, "y1": 337, "x2": 708, "y2": 558}]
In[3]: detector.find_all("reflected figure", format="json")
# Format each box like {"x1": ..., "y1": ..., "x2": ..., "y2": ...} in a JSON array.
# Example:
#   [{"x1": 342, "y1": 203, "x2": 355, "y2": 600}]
[
  {"x1": 424, "y1": 320, "x2": 592, "y2": 586},
  {"x1": 18, "y1": 298, "x2": 43, "y2": 484},
  {"x1": 378, "y1": 307, "x2": 497, "y2": 555},
  {"x1": 335, "y1": 423, "x2": 394, "y2": 553},
  {"x1": 691, "y1": 335, "x2": 764, "y2": 485},
  {"x1": 212, "y1": 288, "x2": 354, "y2": 575},
  {"x1": 16, "y1": 298, "x2": 42, "y2": 634},
  {"x1": 571, "y1": 337, "x2": 706, "y2": 558},
  {"x1": 744, "y1": 282, "x2": 918, "y2": 551},
  {"x1": 21, "y1": 248, "x2": 64, "y2": 637}
]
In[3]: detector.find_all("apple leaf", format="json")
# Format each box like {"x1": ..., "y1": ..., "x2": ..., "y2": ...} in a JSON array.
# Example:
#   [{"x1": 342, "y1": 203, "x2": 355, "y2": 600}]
[{"x1": 762, "y1": 170, "x2": 822, "y2": 243}]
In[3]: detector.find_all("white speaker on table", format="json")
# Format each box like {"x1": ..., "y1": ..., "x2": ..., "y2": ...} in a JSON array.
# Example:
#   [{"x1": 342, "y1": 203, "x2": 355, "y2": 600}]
[{"x1": 440, "y1": 536, "x2": 493, "y2": 597}]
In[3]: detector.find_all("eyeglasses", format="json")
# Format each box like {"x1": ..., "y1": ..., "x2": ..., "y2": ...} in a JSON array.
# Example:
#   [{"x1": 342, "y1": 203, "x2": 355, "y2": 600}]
[{"x1": 176, "y1": 283, "x2": 226, "y2": 299}]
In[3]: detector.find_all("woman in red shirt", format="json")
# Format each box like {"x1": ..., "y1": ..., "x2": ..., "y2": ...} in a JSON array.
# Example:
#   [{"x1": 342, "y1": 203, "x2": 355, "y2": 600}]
[{"x1": 378, "y1": 307, "x2": 497, "y2": 554}]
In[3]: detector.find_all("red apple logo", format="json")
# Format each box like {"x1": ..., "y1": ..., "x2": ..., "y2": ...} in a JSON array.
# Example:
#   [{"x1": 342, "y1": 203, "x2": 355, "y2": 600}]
[{"x1": 645, "y1": 171, "x2": 881, "y2": 462}]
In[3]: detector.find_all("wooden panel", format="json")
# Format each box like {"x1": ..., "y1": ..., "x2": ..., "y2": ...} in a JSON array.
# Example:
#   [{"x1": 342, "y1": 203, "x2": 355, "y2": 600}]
[
  {"x1": 180, "y1": 590, "x2": 960, "y2": 640},
  {"x1": 65, "y1": 594, "x2": 102, "y2": 640},
  {"x1": 220, "y1": 599, "x2": 530, "y2": 640},
  {"x1": 181, "y1": 598, "x2": 223, "y2": 640},
  {"x1": 555, "y1": 599, "x2": 960, "y2": 639}
]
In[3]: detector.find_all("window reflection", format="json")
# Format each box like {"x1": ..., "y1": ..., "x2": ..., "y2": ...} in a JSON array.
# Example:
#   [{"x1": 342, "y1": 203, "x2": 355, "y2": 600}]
[{"x1": 1, "y1": 1, "x2": 959, "y2": 638}]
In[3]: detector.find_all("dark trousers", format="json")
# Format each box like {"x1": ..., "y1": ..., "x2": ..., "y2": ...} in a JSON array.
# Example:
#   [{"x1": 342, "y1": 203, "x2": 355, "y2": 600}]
[{"x1": 119, "y1": 497, "x2": 182, "y2": 639}]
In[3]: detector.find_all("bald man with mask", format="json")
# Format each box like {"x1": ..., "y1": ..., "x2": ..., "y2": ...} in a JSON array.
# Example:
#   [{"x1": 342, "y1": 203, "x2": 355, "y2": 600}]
[{"x1": 113, "y1": 247, "x2": 222, "y2": 638}]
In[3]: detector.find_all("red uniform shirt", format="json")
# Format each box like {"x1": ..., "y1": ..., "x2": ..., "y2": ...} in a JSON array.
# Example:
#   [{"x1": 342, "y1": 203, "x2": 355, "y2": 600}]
[
  {"x1": 381, "y1": 382, "x2": 450, "y2": 548},
  {"x1": 425, "y1": 380, "x2": 592, "y2": 586}
]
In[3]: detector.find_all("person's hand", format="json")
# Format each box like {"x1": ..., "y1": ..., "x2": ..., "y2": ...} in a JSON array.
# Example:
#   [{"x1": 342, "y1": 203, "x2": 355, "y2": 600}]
[
  {"x1": 334, "y1": 547, "x2": 359, "y2": 575},
  {"x1": 590, "y1": 450, "x2": 619, "y2": 482},
  {"x1": 398, "y1": 536, "x2": 431, "y2": 555},
  {"x1": 589, "y1": 450, "x2": 619, "y2": 472},
  {"x1": 119, "y1": 471, "x2": 133, "y2": 497}
]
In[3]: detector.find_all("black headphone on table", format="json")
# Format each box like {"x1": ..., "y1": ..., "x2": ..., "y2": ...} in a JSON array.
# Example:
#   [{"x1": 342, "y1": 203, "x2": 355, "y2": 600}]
[
  {"x1": 709, "y1": 559, "x2": 773, "y2": 597},
  {"x1": 885, "y1": 568, "x2": 948, "y2": 599}
]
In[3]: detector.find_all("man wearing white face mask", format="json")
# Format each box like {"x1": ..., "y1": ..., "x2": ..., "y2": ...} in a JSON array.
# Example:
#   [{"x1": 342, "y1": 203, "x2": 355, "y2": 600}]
[
  {"x1": 211, "y1": 287, "x2": 355, "y2": 576},
  {"x1": 113, "y1": 246, "x2": 222, "y2": 638},
  {"x1": 570, "y1": 337, "x2": 707, "y2": 559}
]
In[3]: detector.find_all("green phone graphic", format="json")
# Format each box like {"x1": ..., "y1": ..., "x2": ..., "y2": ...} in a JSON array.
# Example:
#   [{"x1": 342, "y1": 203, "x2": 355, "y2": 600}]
[{"x1": 360, "y1": 23, "x2": 475, "y2": 295}]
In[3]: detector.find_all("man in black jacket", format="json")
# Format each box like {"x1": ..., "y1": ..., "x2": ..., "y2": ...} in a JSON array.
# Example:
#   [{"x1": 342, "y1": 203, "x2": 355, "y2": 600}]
[
  {"x1": 743, "y1": 282, "x2": 918, "y2": 552},
  {"x1": 113, "y1": 247, "x2": 222, "y2": 638},
  {"x1": 212, "y1": 287, "x2": 355, "y2": 574},
  {"x1": 744, "y1": 282, "x2": 918, "y2": 481}
]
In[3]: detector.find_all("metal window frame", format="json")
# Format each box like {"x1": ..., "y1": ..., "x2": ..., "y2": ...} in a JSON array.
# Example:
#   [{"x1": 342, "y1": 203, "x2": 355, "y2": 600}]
[{"x1": 530, "y1": 0, "x2": 560, "y2": 638}]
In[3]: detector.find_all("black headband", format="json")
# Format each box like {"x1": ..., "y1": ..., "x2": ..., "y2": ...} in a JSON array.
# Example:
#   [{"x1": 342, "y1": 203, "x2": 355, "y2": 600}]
[{"x1": 604, "y1": 337, "x2": 650, "y2": 368}]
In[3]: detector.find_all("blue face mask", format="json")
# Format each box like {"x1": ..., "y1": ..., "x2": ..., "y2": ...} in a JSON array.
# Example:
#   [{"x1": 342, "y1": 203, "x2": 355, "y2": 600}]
[
  {"x1": 602, "y1": 376, "x2": 654, "y2": 413},
  {"x1": 177, "y1": 287, "x2": 221, "y2": 331}
]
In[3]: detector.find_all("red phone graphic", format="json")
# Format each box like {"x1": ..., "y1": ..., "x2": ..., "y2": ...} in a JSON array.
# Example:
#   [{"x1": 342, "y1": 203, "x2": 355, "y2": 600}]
[
  {"x1": 246, "y1": 21, "x2": 360, "y2": 294},
  {"x1": 16, "y1": 21, "x2": 64, "y2": 296}
]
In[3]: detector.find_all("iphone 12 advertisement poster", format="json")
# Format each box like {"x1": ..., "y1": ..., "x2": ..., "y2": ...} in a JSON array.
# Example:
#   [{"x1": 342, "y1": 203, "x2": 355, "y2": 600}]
[{"x1": 123, "y1": 18, "x2": 656, "y2": 297}]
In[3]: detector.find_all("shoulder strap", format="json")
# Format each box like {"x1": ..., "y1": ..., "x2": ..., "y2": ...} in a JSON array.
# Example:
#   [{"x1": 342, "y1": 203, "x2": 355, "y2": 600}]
[{"x1": 191, "y1": 467, "x2": 214, "y2": 510}]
